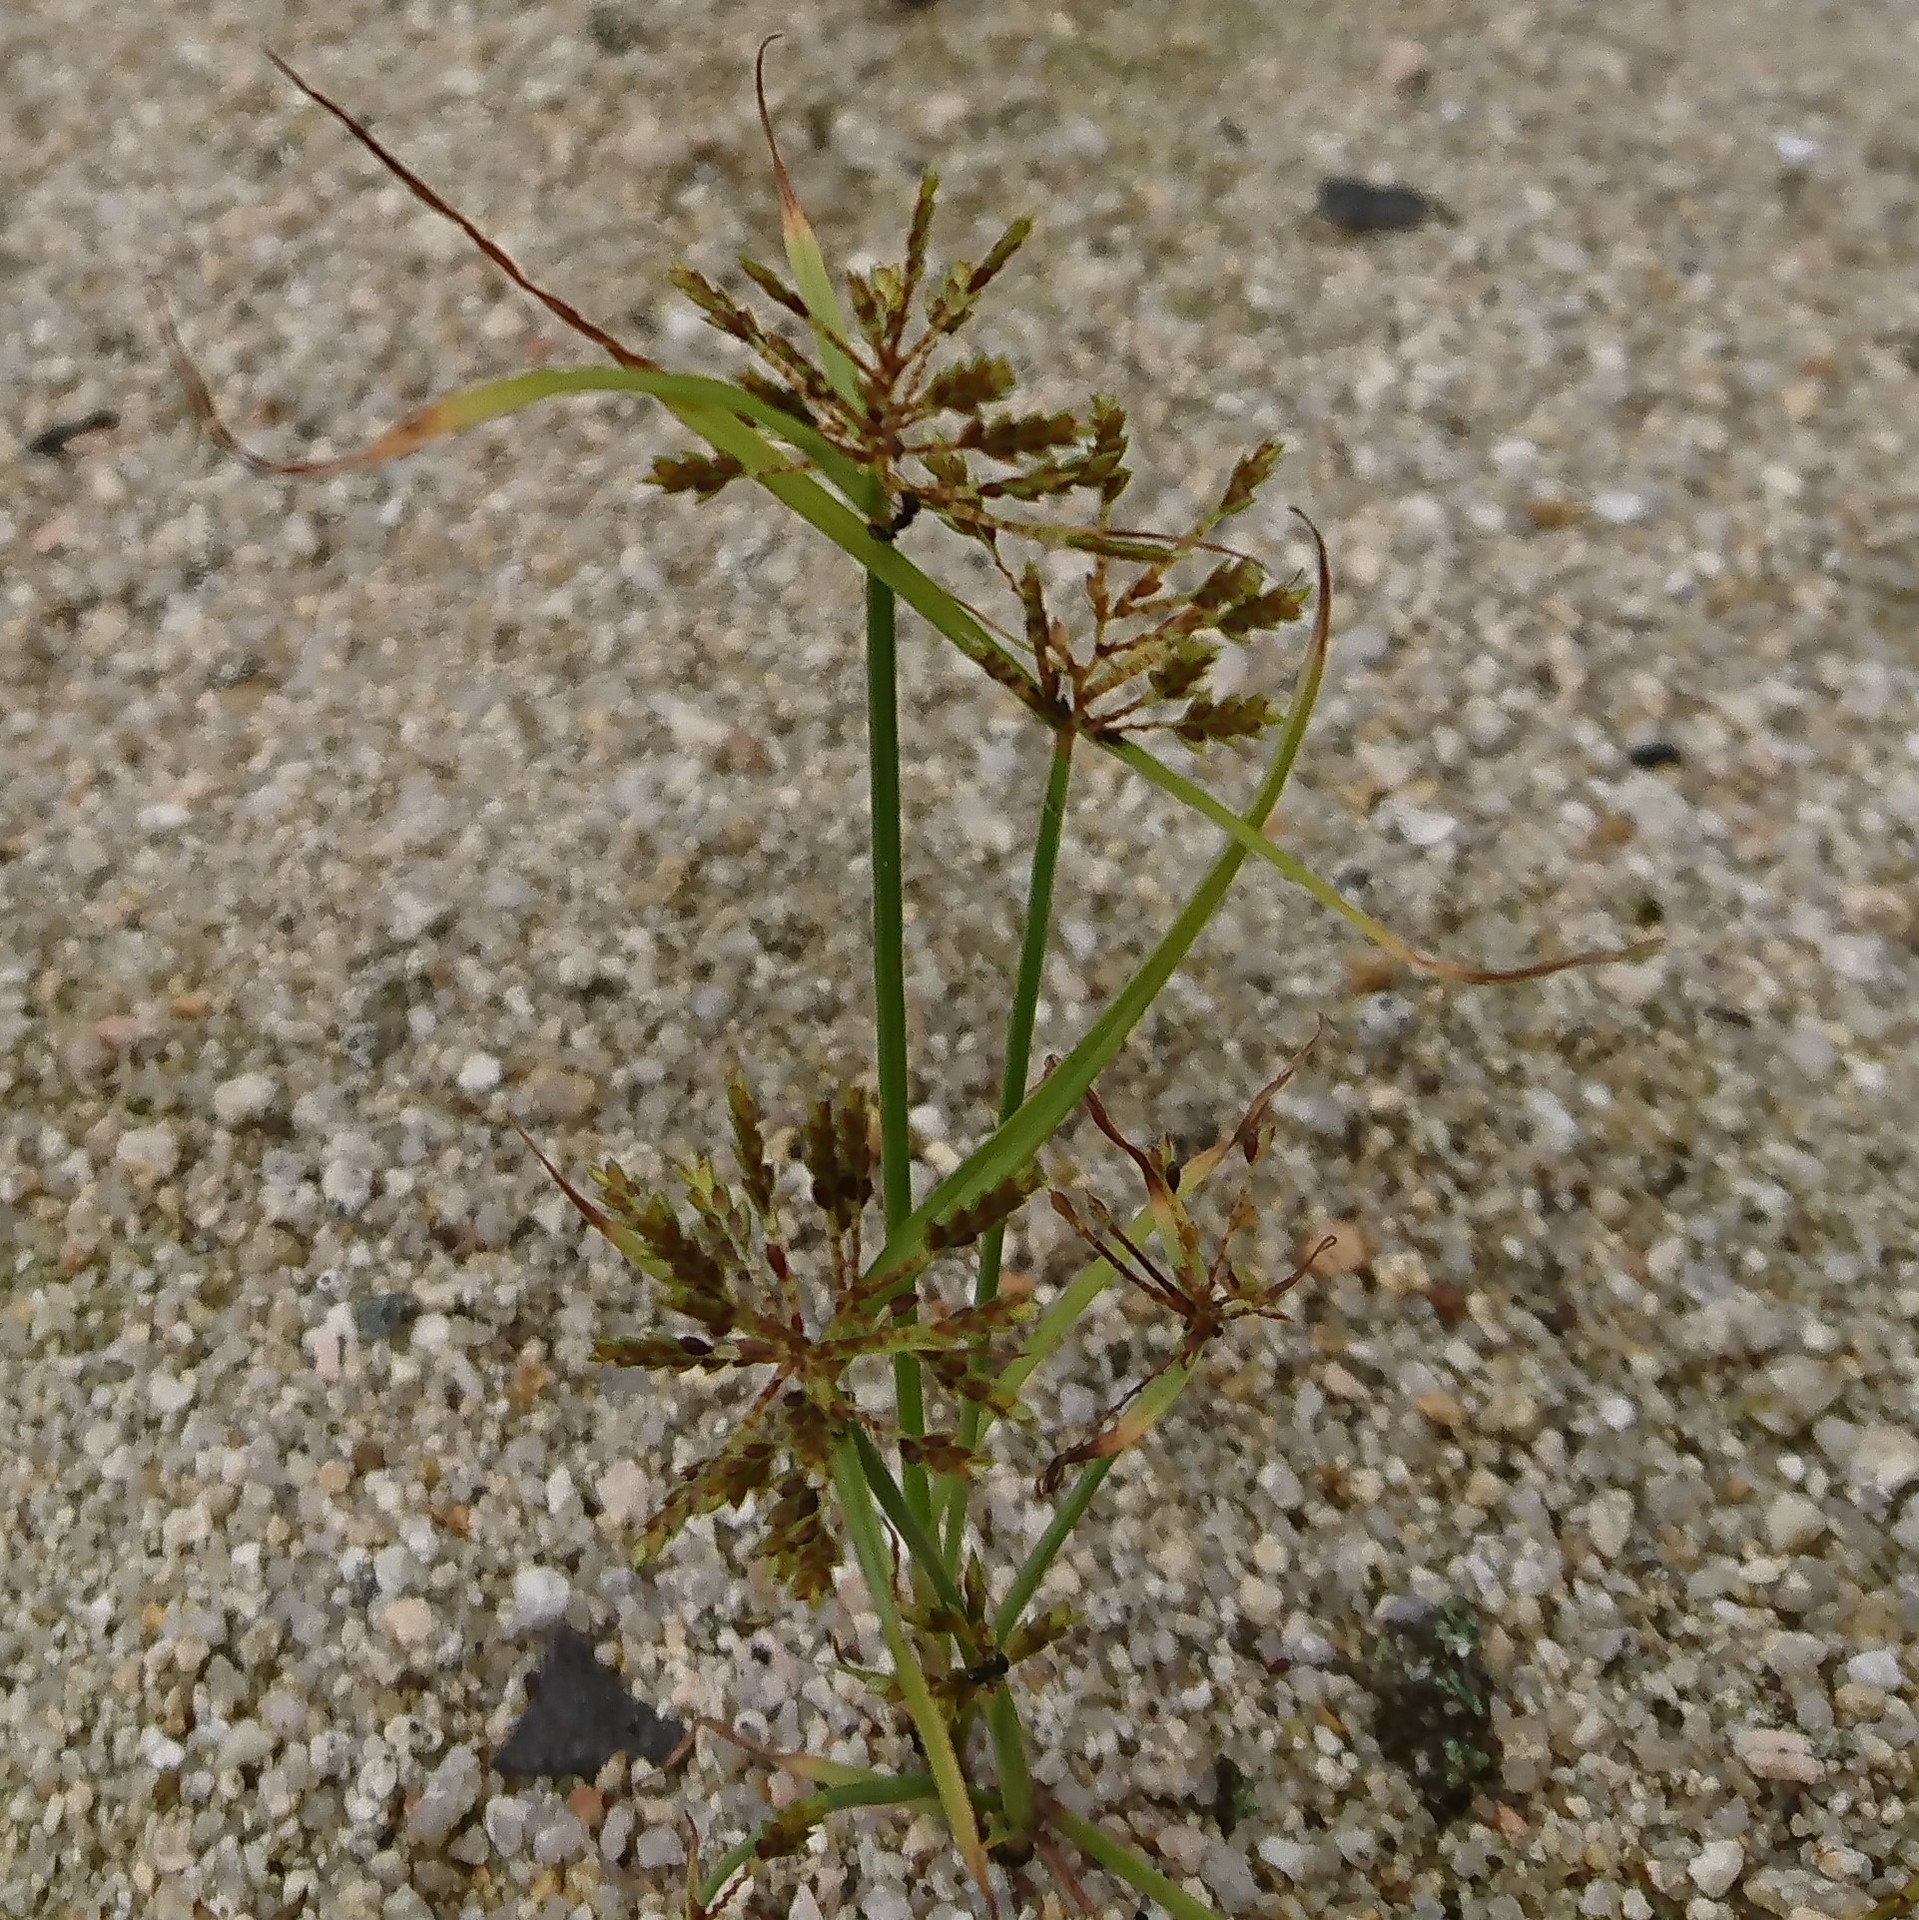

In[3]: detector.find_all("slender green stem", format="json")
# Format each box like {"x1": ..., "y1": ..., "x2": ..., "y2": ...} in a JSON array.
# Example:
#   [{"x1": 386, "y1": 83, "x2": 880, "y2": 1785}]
[
  {"x1": 977, "y1": 730, "x2": 1075, "y2": 1313},
  {"x1": 864, "y1": 563, "x2": 928, "y2": 1522},
  {"x1": 865, "y1": 568, "x2": 912, "y2": 1232},
  {"x1": 829, "y1": 1437, "x2": 992, "y2": 1902},
  {"x1": 984, "y1": 1683, "x2": 1036, "y2": 1840},
  {"x1": 1048, "y1": 1802, "x2": 1226, "y2": 1920},
  {"x1": 851, "y1": 1427, "x2": 968, "y2": 1618},
  {"x1": 993, "y1": 1459, "x2": 1111, "y2": 1645},
  {"x1": 694, "y1": 1772, "x2": 937, "y2": 1910},
  {"x1": 937, "y1": 731, "x2": 1075, "y2": 1565}
]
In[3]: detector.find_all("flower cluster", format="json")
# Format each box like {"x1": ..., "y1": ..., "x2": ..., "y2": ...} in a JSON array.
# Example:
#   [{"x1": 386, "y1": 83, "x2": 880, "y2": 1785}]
[
  {"x1": 546, "y1": 1077, "x2": 1035, "y2": 1601},
  {"x1": 651, "y1": 171, "x2": 1310, "y2": 747}
]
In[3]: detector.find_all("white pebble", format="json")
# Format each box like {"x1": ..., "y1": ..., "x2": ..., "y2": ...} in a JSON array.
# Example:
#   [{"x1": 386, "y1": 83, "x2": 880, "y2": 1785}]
[
  {"x1": 1591, "y1": 490, "x2": 1649, "y2": 526},
  {"x1": 1155, "y1": 1824, "x2": 1207, "y2": 1875},
  {"x1": 377, "y1": 1597, "x2": 437, "y2": 1649},
  {"x1": 1764, "y1": 1491, "x2": 1827, "y2": 1553},
  {"x1": 483, "y1": 1794, "x2": 527, "y2": 1857},
  {"x1": 320, "y1": 1155, "x2": 373, "y2": 1215},
  {"x1": 407, "y1": 1744, "x2": 481, "y2": 1847},
  {"x1": 1849, "y1": 1426, "x2": 1919, "y2": 1502},
  {"x1": 212, "y1": 1071, "x2": 279, "y2": 1126},
  {"x1": 1586, "y1": 1490, "x2": 1634, "y2": 1561},
  {"x1": 600, "y1": 1800, "x2": 636, "y2": 1863},
  {"x1": 136, "y1": 801, "x2": 192, "y2": 835},
  {"x1": 1731, "y1": 1724, "x2": 1824, "y2": 1784},
  {"x1": 1688, "y1": 1839, "x2": 1743, "y2": 1898},
  {"x1": 532, "y1": 1809, "x2": 589, "y2": 1865},
  {"x1": 1393, "y1": 805, "x2": 1458, "y2": 848},
  {"x1": 508, "y1": 1566, "x2": 571, "y2": 1632},
  {"x1": 1257, "y1": 1836, "x2": 1317, "y2": 1882},
  {"x1": 1844, "y1": 1648, "x2": 1902, "y2": 1690},
  {"x1": 1524, "y1": 1088, "x2": 1579, "y2": 1156},
  {"x1": 595, "y1": 1460, "x2": 652, "y2": 1526},
  {"x1": 629, "y1": 1823, "x2": 687, "y2": 1871},
  {"x1": 215, "y1": 1720, "x2": 275, "y2": 1773},
  {"x1": 456, "y1": 1052, "x2": 503, "y2": 1094},
  {"x1": 116, "y1": 1124, "x2": 179, "y2": 1181},
  {"x1": 373, "y1": 1545, "x2": 421, "y2": 1596},
  {"x1": 1596, "y1": 1393, "x2": 1638, "y2": 1432},
  {"x1": 147, "y1": 1373, "x2": 194, "y2": 1417}
]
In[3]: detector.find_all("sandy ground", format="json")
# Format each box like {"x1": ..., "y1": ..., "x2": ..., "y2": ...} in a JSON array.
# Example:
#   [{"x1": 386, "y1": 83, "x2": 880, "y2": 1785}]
[{"x1": 4, "y1": 0, "x2": 1918, "y2": 1915}]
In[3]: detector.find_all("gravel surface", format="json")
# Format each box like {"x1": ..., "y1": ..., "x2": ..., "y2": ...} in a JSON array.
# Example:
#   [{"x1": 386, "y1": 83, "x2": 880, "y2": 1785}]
[{"x1": 5, "y1": 0, "x2": 1918, "y2": 1915}]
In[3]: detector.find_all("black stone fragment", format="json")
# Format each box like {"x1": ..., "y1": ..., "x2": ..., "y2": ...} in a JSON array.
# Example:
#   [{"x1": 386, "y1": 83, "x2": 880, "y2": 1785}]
[
  {"x1": 25, "y1": 409, "x2": 119, "y2": 458},
  {"x1": 494, "y1": 1625, "x2": 687, "y2": 1781},
  {"x1": 1627, "y1": 739, "x2": 1683, "y2": 769},
  {"x1": 1368, "y1": 1596, "x2": 1501, "y2": 1828},
  {"x1": 352, "y1": 1292, "x2": 420, "y2": 1342},
  {"x1": 1211, "y1": 1753, "x2": 1255, "y2": 1837},
  {"x1": 1315, "y1": 177, "x2": 1452, "y2": 233}
]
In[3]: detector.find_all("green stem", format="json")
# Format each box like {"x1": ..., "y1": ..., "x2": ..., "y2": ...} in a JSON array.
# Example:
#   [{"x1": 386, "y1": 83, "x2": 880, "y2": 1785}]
[
  {"x1": 977, "y1": 730, "x2": 1075, "y2": 1313},
  {"x1": 1048, "y1": 1802, "x2": 1226, "y2": 1920},
  {"x1": 851, "y1": 1427, "x2": 968, "y2": 1619},
  {"x1": 938, "y1": 730, "x2": 1075, "y2": 1565},
  {"x1": 829, "y1": 1437, "x2": 992, "y2": 1903},
  {"x1": 865, "y1": 562, "x2": 928, "y2": 1522},
  {"x1": 984, "y1": 1683, "x2": 1036, "y2": 1840},
  {"x1": 694, "y1": 1772, "x2": 937, "y2": 1910},
  {"x1": 993, "y1": 1460, "x2": 1111, "y2": 1645}
]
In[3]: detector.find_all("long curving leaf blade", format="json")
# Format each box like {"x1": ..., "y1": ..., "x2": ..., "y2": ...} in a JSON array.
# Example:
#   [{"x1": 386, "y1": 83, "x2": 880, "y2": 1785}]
[{"x1": 753, "y1": 37, "x2": 862, "y2": 409}]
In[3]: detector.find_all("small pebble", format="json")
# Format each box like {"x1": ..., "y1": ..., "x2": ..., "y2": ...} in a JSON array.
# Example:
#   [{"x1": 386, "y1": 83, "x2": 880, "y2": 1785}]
[
  {"x1": 600, "y1": 1799, "x2": 636, "y2": 1863},
  {"x1": 507, "y1": 1566, "x2": 572, "y2": 1633},
  {"x1": 594, "y1": 1460, "x2": 651, "y2": 1526},
  {"x1": 630, "y1": 1823, "x2": 687, "y2": 1871},
  {"x1": 148, "y1": 1374, "x2": 194, "y2": 1417},
  {"x1": 456, "y1": 1053, "x2": 503, "y2": 1094},
  {"x1": 1626, "y1": 740, "x2": 1683, "y2": 770},
  {"x1": 1688, "y1": 1838, "x2": 1744, "y2": 1898},
  {"x1": 1591, "y1": 490, "x2": 1650, "y2": 526},
  {"x1": 1849, "y1": 1426, "x2": 1919, "y2": 1502},
  {"x1": 483, "y1": 1795, "x2": 527, "y2": 1858},
  {"x1": 1764, "y1": 1491, "x2": 1827, "y2": 1553},
  {"x1": 519, "y1": 1062, "x2": 598, "y2": 1122},
  {"x1": 1155, "y1": 1824, "x2": 1208, "y2": 1875},
  {"x1": 1393, "y1": 805, "x2": 1458, "y2": 848},
  {"x1": 1316, "y1": 176, "x2": 1450, "y2": 233},
  {"x1": 1586, "y1": 1490, "x2": 1635, "y2": 1561},
  {"x1": 353, "y1": 1292, "x2": 420, "y2": 1342},
  {"x1": 1731, "y1": 1724, "x2": 1824, "y2": 1784},
  {"x1": 376, "y1": 1597, "x2": 437, "y2": 1650},
  {"x1": 1843, "y1": 1648, "x2": 1902, "y2": 1690},
  {"x1": 212, "y1": 1071, "x2": 280, "y2": 1126},
  {"x1": 1378, "y1": 37, "x2": 1431, "y2": 93},
  {"x1": 115, "y1": 1125, "x2": 179, "y2": 1182}
]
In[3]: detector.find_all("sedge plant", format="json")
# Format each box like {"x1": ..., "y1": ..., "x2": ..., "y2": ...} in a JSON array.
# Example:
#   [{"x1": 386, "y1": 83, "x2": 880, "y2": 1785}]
[{"x1": 165, "y1": 45, "x2": 1655, "y2": 1918}]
